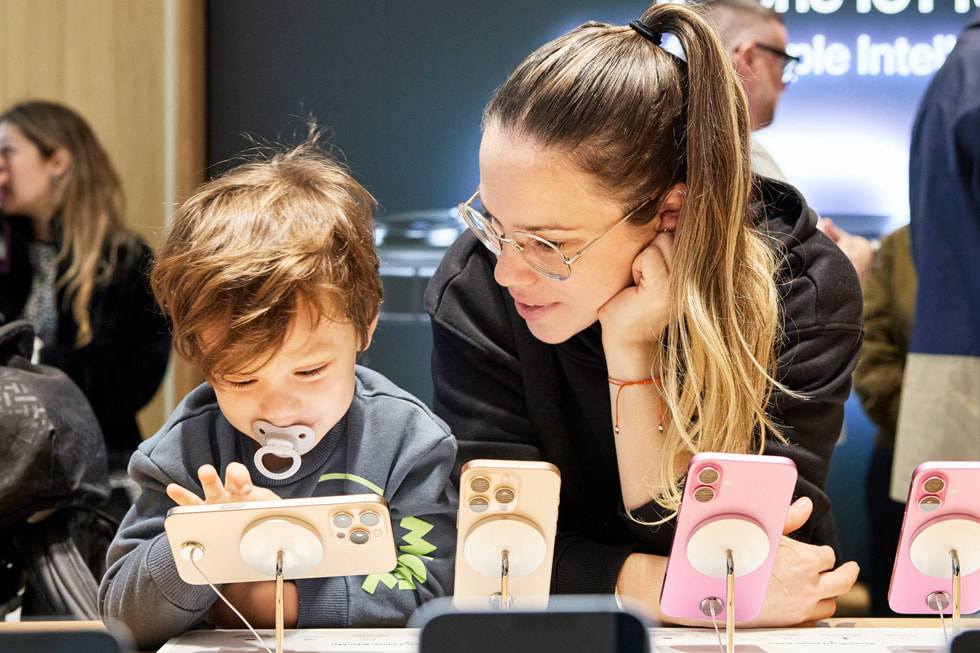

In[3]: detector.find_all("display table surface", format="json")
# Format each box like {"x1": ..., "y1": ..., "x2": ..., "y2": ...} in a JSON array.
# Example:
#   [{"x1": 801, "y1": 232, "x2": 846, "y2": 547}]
[{"x1": 2, "y1": 617, "x2": 978, "y2": 652}]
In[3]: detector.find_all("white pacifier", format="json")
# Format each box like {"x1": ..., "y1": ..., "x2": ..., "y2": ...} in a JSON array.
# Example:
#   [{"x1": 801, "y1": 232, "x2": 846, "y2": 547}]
[{"x1": 252, "y1": 420, "x2": 316, "y2": 480}]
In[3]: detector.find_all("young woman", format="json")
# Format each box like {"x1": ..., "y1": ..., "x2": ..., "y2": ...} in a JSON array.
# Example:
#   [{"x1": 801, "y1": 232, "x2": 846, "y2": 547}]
[
  {"x1": 425, "y1": 3, "x2": 862, "y2": 625},
  {"x1": 0, "y1": 101, "x2": 171, "y2": 484}
]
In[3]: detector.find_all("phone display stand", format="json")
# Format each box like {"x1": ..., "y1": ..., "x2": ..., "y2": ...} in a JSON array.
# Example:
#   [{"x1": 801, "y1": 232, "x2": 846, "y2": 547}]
[
  {"x1": 239, "y1": 517, "x2": 324, "y2": 577},
  {"x1": 166, "y1": 494, "x2": 396, "y2": 653},
  {"x1": 907, "y1": 516, "x2": 980, "y2": 634},
  {"x1": 685, "y1": 517, "x2": 771, "y2": 653},
  {"x1": 454, "y1": 461, "x2": 561, "y2": 611},
  {"x1": 889, "y1": 462, "x2": 980, "y2": 628},
  {"x1": 462, "y1": 517, "x2": 548, "y2": 610},
  {"x1": 181, "y1": 514, "x2": 324, "y2": 653}
]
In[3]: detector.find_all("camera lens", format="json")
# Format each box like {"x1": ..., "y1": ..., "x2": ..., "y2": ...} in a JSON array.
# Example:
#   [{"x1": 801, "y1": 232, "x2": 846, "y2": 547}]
[
  {"x1": 350, "y1": 529, "x2": 370, "y2": 545},
  {"x1": 697, "y1": 467, "x2": 720, "y2": 485},
  {"x1": 693, "y1": 486, "x2": 716, "y2": 503},
  {"x1": 495, "y1": 487, "x2": 516, "y2": 504},
  {"x1": 333, "y1": 512, "x2": 353, "y2": 528},
  {"x1": 918, "y1": 495, "x2": 942, "y2": 512},
  {"x1": 922, "y1": 476, "x2": 945, "y2": 494},
  {"x1": 469, "y1": 496, "x2": 489, "y2": 513}
]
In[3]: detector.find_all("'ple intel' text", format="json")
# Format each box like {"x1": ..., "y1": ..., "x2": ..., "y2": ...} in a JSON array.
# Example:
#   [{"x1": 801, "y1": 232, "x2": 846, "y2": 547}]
[{"x1": 790, "y1": 33, "x2": 958, "y2": 76}]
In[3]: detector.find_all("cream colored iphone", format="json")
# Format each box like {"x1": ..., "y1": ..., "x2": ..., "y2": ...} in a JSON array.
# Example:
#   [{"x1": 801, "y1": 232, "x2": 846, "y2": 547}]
[
  {"x1": 453, "y1": 459, "x2": 561, "y2": 610},
  {"x1": 164, "y1": 494, "x2": 396, "y2": 584}
]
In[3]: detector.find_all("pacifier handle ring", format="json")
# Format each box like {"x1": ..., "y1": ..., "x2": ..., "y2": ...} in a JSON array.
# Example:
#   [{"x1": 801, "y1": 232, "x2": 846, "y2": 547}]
[
  {"x1": 254, "y1": 446, "x2": 302, "y2": 480},
  {"x1": 250, "y1": 420, "x2": 316, "y2": 481}
]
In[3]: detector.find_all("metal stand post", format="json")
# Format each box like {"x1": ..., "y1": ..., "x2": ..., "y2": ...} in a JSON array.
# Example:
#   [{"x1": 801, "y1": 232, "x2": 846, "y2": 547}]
[
  {"x1": 499, "y1": 550, "x2": 510, "y2": 610},
  {"x1": 951, "y1": 549, "x2": 961, "y2": 636},
  {"x1": 275, "y1": 551, "x2": 284, "y2": 653},
  {"x1": 725, "y1": 549, "x2": 734, "y2": 653}
]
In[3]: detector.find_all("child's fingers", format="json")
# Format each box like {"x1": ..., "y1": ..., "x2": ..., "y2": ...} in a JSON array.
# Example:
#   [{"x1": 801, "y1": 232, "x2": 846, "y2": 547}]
[
  {"x1": 167, "y1": 482, "x2": 204, "y2": 506},
  {"x1": 223, "y1": 462, "x2": 255, "y2": 497},
  {"x1": 197, "y1": 464, "x2": 227, "y2": 502}
]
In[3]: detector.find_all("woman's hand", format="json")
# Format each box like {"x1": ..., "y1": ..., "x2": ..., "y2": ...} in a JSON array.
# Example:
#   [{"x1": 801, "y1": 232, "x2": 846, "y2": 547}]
[
  {"x1": 166, "y1": 462, "x2": 281, "y2": 506},
  {"x1": 617, "y1": 496, "x2": 860, "y2": 627},
  {"x1": 748, "y1": 496, "x2": 860, "y2": 626},
  {"x1": 598, "y1": 230, "x2": 674, "y2": 377}
]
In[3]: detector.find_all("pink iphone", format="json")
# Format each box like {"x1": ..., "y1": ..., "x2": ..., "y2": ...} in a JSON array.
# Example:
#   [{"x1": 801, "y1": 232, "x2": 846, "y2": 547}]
[
  {"x1": 888, "y1": 461, "x2": 980, "y2": 615},
  {"x1": 453, "y1": 459, "x2": 561, "y2": 610},
  {"x1": 659, "y1": 452, "x2": 797, "y2": 621}
]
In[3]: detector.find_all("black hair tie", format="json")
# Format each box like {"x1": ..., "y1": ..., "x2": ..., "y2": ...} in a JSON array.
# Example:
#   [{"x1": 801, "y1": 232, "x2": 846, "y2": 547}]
[{"x1": 629, "y1": 19, "x2": 662, "y2": 46}]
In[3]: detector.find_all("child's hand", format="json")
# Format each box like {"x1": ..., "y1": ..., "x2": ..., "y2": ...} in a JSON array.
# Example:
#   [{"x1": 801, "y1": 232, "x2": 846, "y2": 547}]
[
  {"x1": 167, "y1": 462, "x2": 281, "y2": 506},
  {"x1": 206, "y1": 581, "x2": 298, "y2": 628}
]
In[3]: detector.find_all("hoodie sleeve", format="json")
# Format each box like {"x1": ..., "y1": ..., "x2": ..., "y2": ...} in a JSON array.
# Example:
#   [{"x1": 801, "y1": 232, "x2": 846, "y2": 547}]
[
  {"x1": 759, "y1": 180, "x2": 865, "y2": 551},
  {"x1": 98, "y1": 445, "x2": 216, "y2": 650}
]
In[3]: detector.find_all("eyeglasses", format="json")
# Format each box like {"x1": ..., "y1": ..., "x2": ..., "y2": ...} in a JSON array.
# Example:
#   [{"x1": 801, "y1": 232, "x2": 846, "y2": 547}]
[
  {"x1": 458, "y1": 190, "x2": 652, "y2": 281},
  {"x1": 754, "y1": 42, "x2": 800, "y2": 84}
]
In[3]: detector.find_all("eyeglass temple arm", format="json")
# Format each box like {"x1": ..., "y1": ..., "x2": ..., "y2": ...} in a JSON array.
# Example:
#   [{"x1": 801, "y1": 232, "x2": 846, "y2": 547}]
[{"x1": 565, "y1": 199, "x2": 651, "y2": 265}]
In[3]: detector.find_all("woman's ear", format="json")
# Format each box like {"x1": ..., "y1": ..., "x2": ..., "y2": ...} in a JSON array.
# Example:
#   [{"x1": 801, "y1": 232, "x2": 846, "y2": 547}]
[
  {"x1": 48, "y1": 147, "x2": 72, "y2": 179},
  {"x1": 657, "y1": 183, "x2": 685, "y2": 232}
]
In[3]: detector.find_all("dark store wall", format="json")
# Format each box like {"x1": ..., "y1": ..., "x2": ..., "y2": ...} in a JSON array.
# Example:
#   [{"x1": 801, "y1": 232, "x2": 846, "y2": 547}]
[
  {"x1": 207, "y1": 1, "x2": 647, "y2": 216},
  {"x1": 207, "y1": 0, "x2": 968, "y2": 226}
]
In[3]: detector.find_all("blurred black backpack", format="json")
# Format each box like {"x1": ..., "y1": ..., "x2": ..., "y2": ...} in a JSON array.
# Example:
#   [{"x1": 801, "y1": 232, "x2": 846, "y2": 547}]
[{"x1": 0, "y1": 317, "x2": 116, "y2": 619}]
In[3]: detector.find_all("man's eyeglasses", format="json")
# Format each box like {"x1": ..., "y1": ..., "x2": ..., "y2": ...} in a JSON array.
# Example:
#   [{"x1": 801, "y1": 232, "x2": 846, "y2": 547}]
[
  {"x1": 458, "y1": 190, "x2": 652, "y2": 281},
  {"x1": 754, "y1": 42, "x2": 800, "y2": 84}
]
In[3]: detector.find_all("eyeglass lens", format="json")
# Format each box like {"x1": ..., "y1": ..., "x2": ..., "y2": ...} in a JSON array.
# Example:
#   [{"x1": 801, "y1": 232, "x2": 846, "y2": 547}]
[
  {"x1": 459, "y1": 204, "x2": 503, "y2": 255},
  {"x1": 755, "y1": 42, "x2": 798, "y2": 83},
  {"x1": 458, "y1": 203, "x2": 570, "y2": 279},
  {"x1": 509, "y1": 233, "x2": 569, "y2": 278},
  {"x1": 781, "y1": 57, "x2": 797, "y2": 84}
]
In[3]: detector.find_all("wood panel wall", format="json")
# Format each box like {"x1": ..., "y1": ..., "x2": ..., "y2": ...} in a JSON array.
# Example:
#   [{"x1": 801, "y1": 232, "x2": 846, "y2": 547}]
[{"x1": 0, "y1": 0, "x2": 206, "y2": 439}]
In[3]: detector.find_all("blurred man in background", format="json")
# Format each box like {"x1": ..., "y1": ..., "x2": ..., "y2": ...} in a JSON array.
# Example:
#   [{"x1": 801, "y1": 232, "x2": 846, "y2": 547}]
[{"x1": 700, "y1": 0, "x2": 875, "y2": 282}]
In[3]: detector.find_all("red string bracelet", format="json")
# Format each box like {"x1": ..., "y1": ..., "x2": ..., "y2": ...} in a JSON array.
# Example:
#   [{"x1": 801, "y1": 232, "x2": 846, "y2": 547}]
[{"x1": 608, "y1": 376, "x2": 663, "y2": 434}]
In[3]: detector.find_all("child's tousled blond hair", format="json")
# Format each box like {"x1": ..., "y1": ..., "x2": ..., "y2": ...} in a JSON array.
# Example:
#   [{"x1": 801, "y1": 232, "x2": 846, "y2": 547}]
[{"x1": 151, "y1": 136, "x2": 382, "y2": 382}]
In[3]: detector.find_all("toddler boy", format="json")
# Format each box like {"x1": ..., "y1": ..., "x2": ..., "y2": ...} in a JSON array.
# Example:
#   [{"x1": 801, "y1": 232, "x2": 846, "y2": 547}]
[{"x1": 98, "y1": 140, "x2": 457, "y2": 649}]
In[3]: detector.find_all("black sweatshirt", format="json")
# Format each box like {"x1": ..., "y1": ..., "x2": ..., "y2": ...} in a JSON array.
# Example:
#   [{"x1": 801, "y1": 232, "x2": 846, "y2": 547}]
[
  {"x1": 424, "y1": 178, "x2": 863, "y2": 595},
  {"x1": 0, "y1": 215, "x2": 172, "y2": 470}
]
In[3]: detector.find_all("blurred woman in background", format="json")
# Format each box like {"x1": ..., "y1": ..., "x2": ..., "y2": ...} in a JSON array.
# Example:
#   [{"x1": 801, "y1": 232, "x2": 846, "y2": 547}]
[{"x1": 0, "y1": 100, "x2": 171, "y2": 518}]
